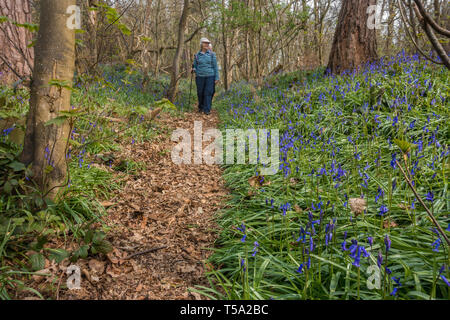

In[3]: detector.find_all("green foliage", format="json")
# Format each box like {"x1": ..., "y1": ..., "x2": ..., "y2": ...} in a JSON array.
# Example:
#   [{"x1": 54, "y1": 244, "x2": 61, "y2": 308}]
[
  {"x1": 96, "y1": 3, "x2": 131, "y2": 36},
  {"x1": 0, "y1": 141, "x2": 32, "y2": 195},
  {"x1": 0, "y1": 15, "x2": 38, "y2": 33},
  {"x1": 69, "y1": 230, "x2": 113, "y2": 262}
]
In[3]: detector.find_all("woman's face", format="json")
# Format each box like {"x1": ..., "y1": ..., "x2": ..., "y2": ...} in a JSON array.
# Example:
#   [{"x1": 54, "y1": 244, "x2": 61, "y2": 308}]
[{"x1": 201, "y1": 42, "x2": 210, "y2": 51}]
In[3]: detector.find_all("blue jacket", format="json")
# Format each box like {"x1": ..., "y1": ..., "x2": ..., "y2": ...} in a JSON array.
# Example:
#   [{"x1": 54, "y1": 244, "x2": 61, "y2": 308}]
[{"x1": 193, "y1": 50, "x2": 220, "y2": 81}]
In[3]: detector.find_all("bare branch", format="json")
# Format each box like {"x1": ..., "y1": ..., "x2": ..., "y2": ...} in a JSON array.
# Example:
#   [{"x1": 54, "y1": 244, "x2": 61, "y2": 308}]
[{"x1": 413, "y1": 0, "x2": 450, "y2": 37}]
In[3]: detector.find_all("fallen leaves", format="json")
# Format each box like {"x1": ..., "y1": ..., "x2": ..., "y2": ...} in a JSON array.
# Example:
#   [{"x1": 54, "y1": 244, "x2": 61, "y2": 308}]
[
  {"x1": 55, "y1": 110, "x2": 228, "y2": 300},
  {"x1": 100, "y1": 201, "x2": 116, "y2": 208},
  {"x1": 398, "y1": 203, "x2": 411, "y2": 211},
  {"x1": 383, "y1": 219, "x2": 399, "y2": 229},
  {"x1": 349, "y1": 198, "x2": 367, "y2": 217},
  {"x1": 106, "y1": 265, "x2": 122, "y2": 278},
  {"x1": 89, "y1": 259, "x2": 106, "y2": 274},
  {"x1": 248, "y1": 175, "x2": 271, "y2": 188},
  {"x1": 294, "y1": 204, "x2": 303, "y2": 214}
]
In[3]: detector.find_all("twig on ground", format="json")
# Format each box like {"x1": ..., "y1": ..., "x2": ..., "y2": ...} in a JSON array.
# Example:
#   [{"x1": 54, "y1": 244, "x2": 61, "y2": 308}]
[{"x1": 124, "y1": 245, "x2": 168, "y2": 260}]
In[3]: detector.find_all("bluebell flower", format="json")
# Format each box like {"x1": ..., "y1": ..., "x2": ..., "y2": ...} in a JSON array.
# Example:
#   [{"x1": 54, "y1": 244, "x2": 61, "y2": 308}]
[
  {"x1": 390, "y1": 153, "x2": 397, "y2": 169},
  {"x1": 377, "y1": 251, "x2": 383, "y2": 268},
  {"x1": 375, "y1": 187, "x2": 384, "y2": 203},
  {"x1": 341, "y1": 231, "x2": 348, "y2": 251},
  {"x1": 431, "y1": 238, "x2": 441, "y2": 252},
  {"x1": 439, "y1": 265, "x2": 450, "y2": 287},
  {"x1": 325, "y1": 232, "x2": 333, "y2": 246},
  {"x1": 309, "y1": 236, "x2": 314, "y2": 252},
  {"x1": 439, "y1": 265, "x2": 445, "y2": 275},
  {"x1": 392, "y1": 115, "x2": 398, "y2": 127},
  {"x1": 384, "y1": 235, "x2": 391, "y2": 252},
  {"x1": 252, "y1": 241, "x2": 259, "y2": 256},
  {"x1": 425, "y1": 191, "x2": 434, "y2": 202},
  {"x1": 392, "y1": 276, "x2": 401, "y2": 286},
  {"x1": 390, "y1": 287, "x2": 398, "y2": 296},
  {"x1": 361, "y1": 247, "x2": 370, "y2": 258},
  {"x1": 241, "y1": 258, "x2": 246, "y2": 271},
  {"x1": 353, "y1": 247, "x2": 362, "y2": 267},
  {"x1": 441, "y1": 275, "x2": 450, "y2": 287},
  {"x1": 390, "y1": 276, "x2": 401, "y2": 296},
  {"x1": 379, "y1": 205, "x2": 388, "y2": 216},
  {"x1": 368, "y1": 236, "x2": 373, "y2": 248},
  {"x1": 349, "y1": 240, "x2": 358, "y2": 258},
  {"x1": 431, "y1": 227, "x2": 439, "y2": 236},
  {"x1": 237, "y1": 223, "x2": 246, "y2": 233},
  {"x1": 296, "y1": 264, "x2": 304, "y2": 274}
]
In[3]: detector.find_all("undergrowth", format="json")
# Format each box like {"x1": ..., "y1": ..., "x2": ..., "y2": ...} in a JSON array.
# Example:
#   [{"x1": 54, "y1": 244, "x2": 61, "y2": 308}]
[{"x1": 0, "y1": 65, "x2": 193, "y2": 299}]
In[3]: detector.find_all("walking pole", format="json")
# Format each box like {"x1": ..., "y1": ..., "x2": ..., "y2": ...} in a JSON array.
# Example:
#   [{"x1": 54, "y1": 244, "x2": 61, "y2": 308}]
[{"x1": 188, "y1": 70, "x2": 193, "y2": 111}]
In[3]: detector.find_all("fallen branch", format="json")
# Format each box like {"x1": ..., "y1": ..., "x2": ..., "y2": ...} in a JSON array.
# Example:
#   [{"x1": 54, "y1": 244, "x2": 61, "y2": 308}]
[
  {"x1": 124, "y1": 245, "x2": 168, "y2": 260},
  {"x1": 395, "y1": 159, "x2": 450, "y2": 247}
]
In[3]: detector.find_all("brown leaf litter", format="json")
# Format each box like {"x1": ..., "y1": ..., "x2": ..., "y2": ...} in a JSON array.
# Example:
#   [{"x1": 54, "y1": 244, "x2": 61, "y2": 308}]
[
  {"x1": 32, "y1": 110, "x2": 229, "y2": 300},
  {"x1": 349, "y1": 198, "x2": 367, "y2": 217}
]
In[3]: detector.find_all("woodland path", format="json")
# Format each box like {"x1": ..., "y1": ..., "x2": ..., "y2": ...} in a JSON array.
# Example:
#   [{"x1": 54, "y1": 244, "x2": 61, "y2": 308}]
[{"x1": 60, "y1": 110, "x2": 228, "y2": 300}]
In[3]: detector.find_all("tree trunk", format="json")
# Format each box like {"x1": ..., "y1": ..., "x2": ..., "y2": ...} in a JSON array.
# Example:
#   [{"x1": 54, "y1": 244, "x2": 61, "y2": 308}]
[
  {"x1": 221, "y1": 0, "x2": 229, "y2": 91},
  {"x1": 385, "y1": 0, "x2": 395, "y2": 55},
  {"x1": 0, "y1": 0, "x2": 34, "y2": 84},
  {"x1": 21, "y1": 0, "x2": 76, "y2": 199},
  {"x1": 326, "y1": 0, "x2": 378, "y2": 74},
  {"x1": 154, "y1": 0, "x2": 161, "y2": 77},
  {"x1": 167, "y1": 0, "x2": 189, "y2": 102},
  {"x1": 440, "y1": 1, "x2": 450, "y2": 52},
  {"x1": 86, "y1": 0, "x2": 98, "y2": 70}
]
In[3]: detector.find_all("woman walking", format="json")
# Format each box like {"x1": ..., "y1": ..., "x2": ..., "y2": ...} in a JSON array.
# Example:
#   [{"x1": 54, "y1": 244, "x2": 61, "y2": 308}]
[{"x1": 192, "y1": 38, "x2": 220, "y2": 115}]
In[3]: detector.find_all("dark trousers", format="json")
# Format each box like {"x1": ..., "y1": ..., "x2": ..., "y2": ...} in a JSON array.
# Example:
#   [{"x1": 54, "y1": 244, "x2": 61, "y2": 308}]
[{"x1": 196, "y1": 76, "x2": 215, "y2": 113}]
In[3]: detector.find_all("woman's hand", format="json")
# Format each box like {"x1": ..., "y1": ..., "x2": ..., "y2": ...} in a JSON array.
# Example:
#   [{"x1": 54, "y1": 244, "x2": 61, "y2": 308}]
[{"x1": 215, "y1": 80, "x2": 219, "y2": 85}]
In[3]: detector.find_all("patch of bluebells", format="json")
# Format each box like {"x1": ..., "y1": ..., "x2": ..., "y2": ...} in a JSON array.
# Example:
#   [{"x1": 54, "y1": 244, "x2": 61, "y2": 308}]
[{"x1": 221, "y1": 51, "x2": 449, "y2": 297}]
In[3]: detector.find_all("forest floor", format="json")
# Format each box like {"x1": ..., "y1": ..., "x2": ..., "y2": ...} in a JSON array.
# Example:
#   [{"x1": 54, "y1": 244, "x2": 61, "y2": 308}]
[{"x1": 55, "y1": 110, "x2": 228, "y2": 300}]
